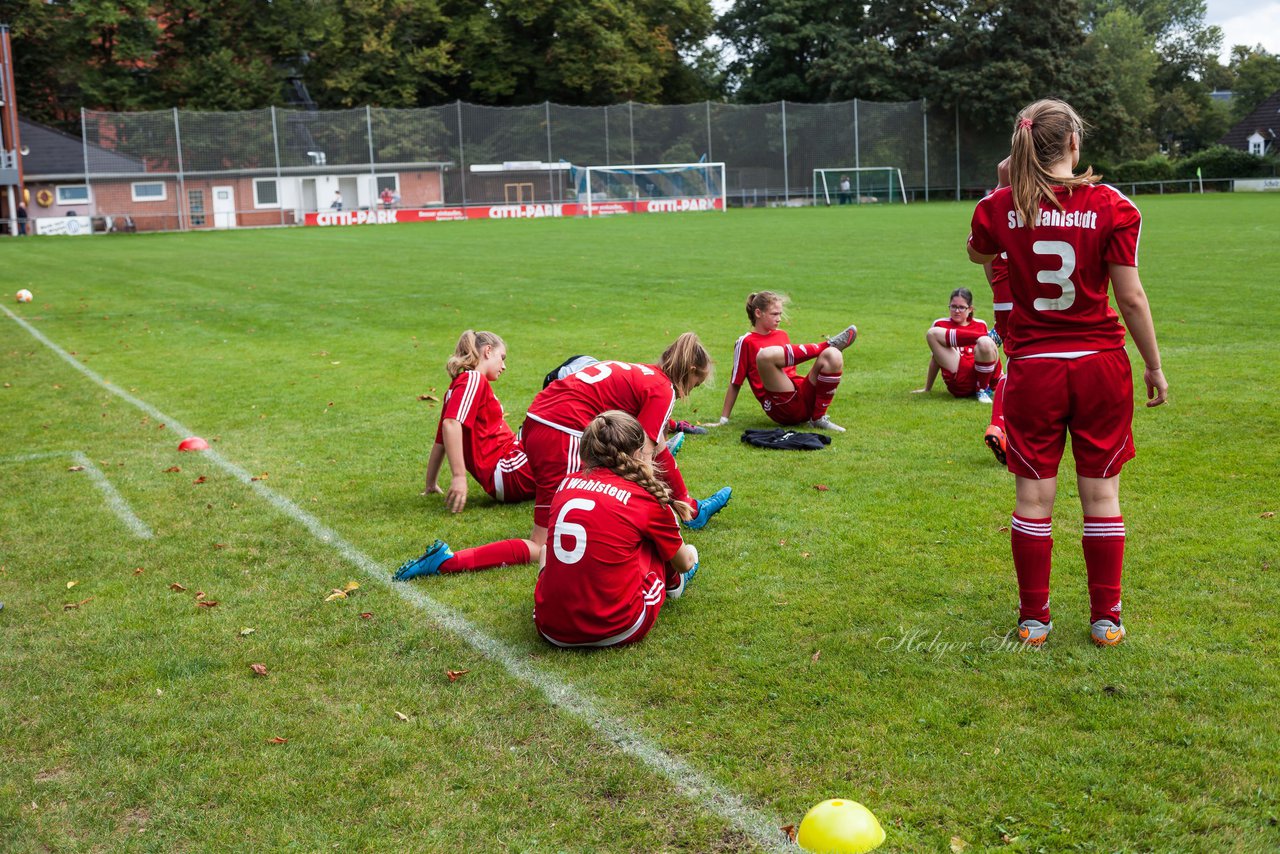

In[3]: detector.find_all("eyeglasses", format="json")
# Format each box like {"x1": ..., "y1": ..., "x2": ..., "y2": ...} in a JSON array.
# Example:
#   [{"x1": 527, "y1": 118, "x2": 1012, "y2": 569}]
[{"x1": 948, "y1": 304, "x2": 971, "y2": 312}]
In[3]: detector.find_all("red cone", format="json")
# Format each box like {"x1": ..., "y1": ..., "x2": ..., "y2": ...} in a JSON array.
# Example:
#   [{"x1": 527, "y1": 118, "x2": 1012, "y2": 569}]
[{"x1": 178, "y1": 437, "x2": 210, "y2": 452}]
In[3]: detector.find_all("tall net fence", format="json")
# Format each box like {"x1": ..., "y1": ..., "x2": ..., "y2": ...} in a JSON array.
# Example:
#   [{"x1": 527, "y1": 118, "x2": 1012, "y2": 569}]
[{"x1": 67, "y1": 99, "x2": 1011, "y2": 231}]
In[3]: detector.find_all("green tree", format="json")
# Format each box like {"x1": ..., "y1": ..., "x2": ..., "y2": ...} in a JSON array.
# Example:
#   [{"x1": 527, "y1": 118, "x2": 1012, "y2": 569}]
[{"x1": 1227, "y1": 46, "x2": 1280, "y2": 122}]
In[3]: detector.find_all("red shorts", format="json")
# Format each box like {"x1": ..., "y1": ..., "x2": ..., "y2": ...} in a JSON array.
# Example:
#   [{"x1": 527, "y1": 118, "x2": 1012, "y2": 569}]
[
  {"x1": 535, "y1": 548, "x2": 668, "y2": 648},
  {"x1": 486, "y1": 438, "x2": 536, "y2": 503},
  {"x1": 942, "y1": 349, "x2": 1003, "y2": 397},
  {"x1": 1003, "y1": 350, "x2": 1135, "y2": 480},
  {"x1": 758, "y1": 371, "x2": 821, "y2": 425},
  {"x1": 521, "y1": 419, "x2": 583, "y2": 528}
]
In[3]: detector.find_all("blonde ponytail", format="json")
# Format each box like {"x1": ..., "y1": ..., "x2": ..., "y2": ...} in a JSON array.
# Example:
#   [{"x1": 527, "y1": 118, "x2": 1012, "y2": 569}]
[
  {"x1": 659, "y1": 332, "x2": 712, "y2": 399},
  {"x1": 445, "y1": 330, "x2": 504, "y2": 379},
  {"x1": 1009, "y1": 99, "x2": 1100, "y2": 230},
  {"x1": 580, "y1": 411, "x2": 694, "y2": 521}
]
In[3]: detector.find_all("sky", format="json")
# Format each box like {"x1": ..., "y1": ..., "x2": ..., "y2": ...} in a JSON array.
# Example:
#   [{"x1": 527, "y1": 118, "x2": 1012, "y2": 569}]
[{"x1": 1205, "y1": 0, "x2": 1280, "y2": 63}]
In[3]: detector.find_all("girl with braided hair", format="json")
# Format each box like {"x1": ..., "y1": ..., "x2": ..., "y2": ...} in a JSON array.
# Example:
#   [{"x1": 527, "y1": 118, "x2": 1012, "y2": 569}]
[{"x1": 533, "y1": 411, "x2": 701, "y2": 648}]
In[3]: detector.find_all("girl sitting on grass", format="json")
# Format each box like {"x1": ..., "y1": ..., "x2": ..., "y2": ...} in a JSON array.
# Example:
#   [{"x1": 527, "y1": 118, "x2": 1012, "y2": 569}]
[
  {"x1": 533, "y1": 411, "x2": 702, "y2": 648},
  {"x1": 714, "y1": 291, "x2": 857, "y2": 432},
  {"x1": 911, "y1": 287, "x2": 1003, "y2": 404},
  {"x1": 422, "y1": 330, "x2": 534, "y2": 513}
]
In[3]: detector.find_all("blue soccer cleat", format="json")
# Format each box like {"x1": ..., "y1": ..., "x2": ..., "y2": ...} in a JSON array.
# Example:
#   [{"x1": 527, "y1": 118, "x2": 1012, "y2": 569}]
[
  {"x1": 665, "y1": 431, "x2": 685, "y2": 457},
  {"x1": 665, "y1": 561, "x2": 699, "y2": 599},
  {"x1": 393, "y1": 539, "x2": 454, "y2": 580},
  {"x1": 684, "y1": 486, "x2": 732, "y2": 530}
]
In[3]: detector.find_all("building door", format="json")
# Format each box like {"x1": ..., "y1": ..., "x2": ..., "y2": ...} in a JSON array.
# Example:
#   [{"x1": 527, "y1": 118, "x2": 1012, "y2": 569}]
[{"x1": 212, "y1": 186, "x2": 236, "y2": 228}]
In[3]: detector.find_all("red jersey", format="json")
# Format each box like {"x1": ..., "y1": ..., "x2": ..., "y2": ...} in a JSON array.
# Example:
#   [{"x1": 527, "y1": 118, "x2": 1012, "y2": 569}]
[
  {"x1": 525, "y1": 361, "x2": 675, "y2": 443},
  {"x1": 730, "y1": 329, "x2": 797, "y2": 402},
  {"x1": 534, "y1": 469, "x2": 685, "y2": 644},
  {"x1": 969, "y1": 183, "x2": 1140, "y2": 358},
  {"x1": 434, "y1": 371, "x2": 517, "y2": 495},
  {"x1": 989, "y1": 253, "x2": 1011, "y2": 340}
]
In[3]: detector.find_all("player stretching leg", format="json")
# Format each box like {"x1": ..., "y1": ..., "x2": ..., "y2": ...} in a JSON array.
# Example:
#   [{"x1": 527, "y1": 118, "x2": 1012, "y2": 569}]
[{"x1": 911, "y1": 286, "x2": 1002, "y2": 403}]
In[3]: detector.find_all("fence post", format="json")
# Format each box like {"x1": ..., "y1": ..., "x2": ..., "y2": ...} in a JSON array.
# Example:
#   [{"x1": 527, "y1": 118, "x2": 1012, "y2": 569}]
[
  {"x1": 853, "y1": 98, "x2": 860, "y2": 203},
  {"x1": 80, "y1": 107, "x2": 91, "y2": 225},
  {"x1": 545, "y1": 101, "x2": 554, "y2": 202},
  {"x1": 604, "y1": 106, "x2": 610, "y2": 167},
  {"x1": 922, "y1": 99, "x2": 929, "y2": 203},
  {"x1": 270, "y1": 106, "x2": 284, "y2": 226},
  {"x1": 706, "y1": 100, "x2": 713, "y2": 161},
  {"x1": 173, "y1": 108, "x2": 187, "y2": 231},
  {"x1": 628, "y1": 101, "x2": 636, "y2": 166},
  {"x1": 366, "y1": 105, "x2": 377, "y2": 202},
  {"x1": 781, "y1": 100, "x2": 789, "y2": 204},
  {"x1": 456, "y1": 100, "x2": 467, "y2": 208},
  {"x1": 955, "y1": 103, "x2": 961, "y2": 201}
]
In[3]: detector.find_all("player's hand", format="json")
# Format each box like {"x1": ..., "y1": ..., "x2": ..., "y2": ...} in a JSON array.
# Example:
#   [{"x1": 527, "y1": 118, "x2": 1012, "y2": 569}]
[
  {"x1": 1144, "y1": 367, "x2": 1168, "y2": 407},
  {"x1": 986, "y1": 329, "x2": 1002, "y2": 348},
  {"x1": 997, "y1": 157, "x2": 1011, "y2": 189},
  {"x1": 446, "y1": 476, "x2": 469, "y2": 513},
  {"x1": 702, "y1": 416, "x2": 730, "y2": 428},
  {"x1": 421, "y1": 483, "x2": 444, "y2": 497},
  {"x1": 910, "y1": 387, "x2": 930, "y2": 394}
]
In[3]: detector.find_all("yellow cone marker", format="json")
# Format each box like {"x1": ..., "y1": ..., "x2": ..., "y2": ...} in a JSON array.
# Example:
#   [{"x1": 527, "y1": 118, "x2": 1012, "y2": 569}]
[{"x1": 797, "y1": 798, "x2": 885, "y2": 854}]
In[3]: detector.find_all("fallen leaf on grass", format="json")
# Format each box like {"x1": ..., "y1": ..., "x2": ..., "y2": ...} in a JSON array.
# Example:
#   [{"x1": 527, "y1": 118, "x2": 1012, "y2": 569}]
[
  {"x1": 250, "y1": 473, "x2": 268, "y2": 481},
  {"x1": 395, "y1": 711, "x2": 410, "y2": 721},
  {"x1": 780, "y1": 824, "x2": 797, "y2": 842},
  {"x1": 446, "y1": 669, "x2": 470, "y2": 682},
  {"x1": 324, "y1": 590, "x2": 347, "y2": 602},
  {"x1": 67, "y1": 465, "x2": 85, "y2": 472},
  {"x1": 1001, "y1": 833, "x2": 1018, "y2": 844},
  {"x1": 810, "y1": 650, "x2": 820, "y2": 663},
  {"x1": 63, "y1": 598, "x2": 93, "y2": 611},
  {"x1": 1262, "y1": 511, "x2": 1275, "y2": 519},
  {"x1": 195, "y1": 600, "x2": 218, "y2": 608},
  {"x1": 342, "y1": 581, "x2": 360, "y2": 593},
  {"x1": 266, "y1": 736, "x2": 288, "y2": 744},
  {"x1": 66, "y1": 580, "x2": 78, "y2": 589},
  {"x1": 164, "y1": 466, "x2": 181, "y2": 473},
  {"x1": 194, "y1": 591, "x2": 206, "y2": 601},
  {"x1": 778, "y1": 539, "x2": 787, "y2": 546},
  {"x1": 169, "y1": 583, "x2": 187, "y2": 592},
  {"x1": 950, "y1": 836, "x2": 969, "y2": 853},
  {"x1": 812, "y1": 484, "x2": 829, "y2": 491},
  {"x1": 249, "y1": 664, "x2": 268, "y2": 677},
  {"x1": 417, "y1": 394, "x2": 440, "y2": 402},
  {"x1": 133, "y1": 567, "x2": 144, "y2": 575},
  {"x1": 359, "y1": 612, "x2": 374, "y2": 619},
  {"x1": 192, "y1": 476, "x2": 207, "y2": 485},
  {"x1": 801, "y1": 551, "x2": 812, "y2": 558},
  {"x1": 239, "y1": 627, "x2": 255, "y2": 636},
  {"x1": 213, "y1": 543, "x2": 227, "y2": 550}
]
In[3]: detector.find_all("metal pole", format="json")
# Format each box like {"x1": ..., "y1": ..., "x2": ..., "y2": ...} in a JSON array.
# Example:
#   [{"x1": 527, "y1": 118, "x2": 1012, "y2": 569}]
[
  {"x1": 706, "y1": 100, "x2": 713, "y2": 161},
  {"x1": 604, "y1": 106, "x2": 610, "y2": 167},
  {"x1": 173, "y1": 108, "x2": 187, "y2": 230},
  {"x1": 545, "y1": 101, "x2": 554, "y2": 203},
  {"x1": 955, "y1": 103, "x2": 961, "y2": 201},
  {"x1": 270, "y1": 106, "x2": 285, "y2": 226},
  {"x1": 629, "y1": 101, "x2": 636, "y2": 199},
  {"x1": 366, "y1": 104, "x2": 377, "y2": 206},
  {"x1": 80, "y1": 107, "x2": 94, "y2": 223},
  {"x1": 456, "y1": 100, "x2": 467, "y2": 207},
  {"x1": 853, "y1": 99, "x2": 860, "y2": 204},
  {"x1": 922, "y1": 99, "x2": 929, "y2": 203},
  {"x1": 781, "y1": 101, "x2": 789, "y2": 204}
]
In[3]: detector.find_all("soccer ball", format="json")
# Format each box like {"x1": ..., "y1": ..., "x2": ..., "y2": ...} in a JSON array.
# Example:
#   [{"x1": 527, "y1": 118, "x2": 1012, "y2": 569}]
[
  {"x1": 15, "y1": 289, "x2": 33, "y2": 303},
  {"x1": 797, "y1": 798, "x2": 885, "y2": 853}
]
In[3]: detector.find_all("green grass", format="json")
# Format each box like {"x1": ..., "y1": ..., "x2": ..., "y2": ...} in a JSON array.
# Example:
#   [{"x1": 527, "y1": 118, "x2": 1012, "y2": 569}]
[{"x1": 2, "y1": 196, "x2": 1278, "y2": 852}]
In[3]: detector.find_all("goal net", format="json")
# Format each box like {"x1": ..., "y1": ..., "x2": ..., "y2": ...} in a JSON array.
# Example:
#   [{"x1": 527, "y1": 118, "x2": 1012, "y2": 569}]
[
  {"x1": 573, "y1": 162, "x2": 727, "y2": 217},
  {"x1": 813, "y1": 167, "x2": 907, "y2": 205}
]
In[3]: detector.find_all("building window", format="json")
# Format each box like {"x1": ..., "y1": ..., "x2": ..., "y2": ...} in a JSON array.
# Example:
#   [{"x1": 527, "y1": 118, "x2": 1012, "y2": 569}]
[
  {"x1": 1250, "y1": 138, "x2": 1264, "y2": 156},
  {"x1": 376, "y1": 175, "x2": 399, "y2": 194},
  {"x1": 188, "y1": 189, "x2": 206, "y2": 227},
  {"x1": 131, "y1": 181, "x2": 168, "y2": 202},
  {"x1": 56, "y1": 185, "x2": 89, "y2": 205},
  {"x1": 254, "y1": 179, "x2": 280, "y2": 208}
]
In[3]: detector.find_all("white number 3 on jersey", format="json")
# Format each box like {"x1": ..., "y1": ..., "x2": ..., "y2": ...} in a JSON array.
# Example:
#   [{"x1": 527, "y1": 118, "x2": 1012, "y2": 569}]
[{"x1": 1032, "y1": 240, "x2": 1077, "y2": 312}]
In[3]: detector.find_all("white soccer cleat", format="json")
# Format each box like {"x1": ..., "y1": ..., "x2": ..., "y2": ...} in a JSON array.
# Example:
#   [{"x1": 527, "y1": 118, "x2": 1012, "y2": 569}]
[
  {"x1": 806, "y1": 416, "x2": 846, "y2": 433},
  {"x1": 827, "y1": 324, "x2": 858, "y2": 350}
]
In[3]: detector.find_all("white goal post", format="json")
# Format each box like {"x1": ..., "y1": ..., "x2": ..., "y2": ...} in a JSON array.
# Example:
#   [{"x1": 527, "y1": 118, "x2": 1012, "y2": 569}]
[
  {"x1": 574, "y1": 162, "x2": 727, "y2": 217},
  {"x1": 813, "y1": 167, "x2": 907, "y2": 205}
]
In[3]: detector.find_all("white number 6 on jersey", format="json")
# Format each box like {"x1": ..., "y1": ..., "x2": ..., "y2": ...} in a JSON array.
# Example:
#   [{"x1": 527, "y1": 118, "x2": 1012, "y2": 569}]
[
  {"x1": 1032, "y1": 240, "x2": 1077, "y2": 312},
  {"x1": 552, "y1": 498, "x2": 596, "y2": 564}
]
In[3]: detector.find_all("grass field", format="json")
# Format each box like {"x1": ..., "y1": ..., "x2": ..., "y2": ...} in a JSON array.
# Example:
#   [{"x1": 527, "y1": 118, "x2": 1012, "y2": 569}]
[{"x1": 2, "y1": 195, "x2": 1278, "y2": 852}]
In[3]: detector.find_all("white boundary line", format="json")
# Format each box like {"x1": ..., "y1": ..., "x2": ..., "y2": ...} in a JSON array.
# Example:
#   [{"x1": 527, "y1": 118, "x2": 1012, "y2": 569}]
[
  {"x1": 0, "y1": 450, "x2": 153, "y2": 538},
  {"x1": 2, "y1": 305, "x2": 789, "y2": 852}
]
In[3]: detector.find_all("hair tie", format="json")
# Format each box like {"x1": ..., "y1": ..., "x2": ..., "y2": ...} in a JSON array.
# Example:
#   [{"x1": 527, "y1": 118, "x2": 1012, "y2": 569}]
[{"x1": 1017, "y1": 117, "x2": 1034, "y2": 130}]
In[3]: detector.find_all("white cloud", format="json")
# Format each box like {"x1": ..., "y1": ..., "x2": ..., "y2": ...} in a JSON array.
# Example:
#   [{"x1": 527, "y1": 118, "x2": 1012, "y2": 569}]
[{"x1": 1204, "y1": 1, "x2": 1280, "y2": 63}]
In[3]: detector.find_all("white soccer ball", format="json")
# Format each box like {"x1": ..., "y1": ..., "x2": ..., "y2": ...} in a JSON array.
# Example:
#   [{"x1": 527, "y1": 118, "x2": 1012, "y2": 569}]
[{"x1": 15, "y1": 289, "x2": 33, "y2": 303}]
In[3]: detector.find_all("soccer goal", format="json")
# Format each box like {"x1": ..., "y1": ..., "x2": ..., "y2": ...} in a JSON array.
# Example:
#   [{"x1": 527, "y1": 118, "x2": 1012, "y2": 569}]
[
  {"x1": 813, "y1": 167, "x2": 907, "y2": 206},
  {"x1": 573, "y1": 162, "x2": 727, "y2": 217}
]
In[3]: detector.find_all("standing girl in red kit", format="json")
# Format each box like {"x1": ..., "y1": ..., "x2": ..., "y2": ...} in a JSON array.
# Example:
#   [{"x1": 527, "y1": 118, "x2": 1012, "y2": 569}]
[
  {"x1": 714, "y1": 291, "x2": 858, "y2": 432},
  {"x1": 967, "y1": 99, "x2": 1168, "y2": 647},
  {"x1": 534, "y1": 411, "x2": 702, "y2": 648},
  {"x1": 911, "y1": 286, "x2": 1003, "y2": 403},
  {"x1": 394, "y1": 333, "x2": 730, "y2": 581},
  {"x1": 422, "y1": 330, "x2": 535, "y2": 513}
]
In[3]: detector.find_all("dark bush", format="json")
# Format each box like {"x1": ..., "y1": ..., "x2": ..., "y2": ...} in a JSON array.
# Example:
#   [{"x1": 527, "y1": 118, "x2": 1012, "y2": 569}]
[
  {"x1": 1174, "y1": 146, "x2": 1277, "y2": 179},
  {"x1": 1110, "y1": 155, "x2": 1176, "y2": 183}
]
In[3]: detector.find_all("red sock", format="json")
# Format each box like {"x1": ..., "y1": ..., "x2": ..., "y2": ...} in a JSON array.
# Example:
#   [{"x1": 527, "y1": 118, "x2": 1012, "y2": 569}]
[
  {"x1": 974, "y1": 359, "x2": 997, "y2": 391},
  {"x1": 811, "y1": 371, "x2": 842, "y2": 419},
  {"x1": 784, "y1": 342, "x2": 829, "y2": 367},
  {"x1": 443, "y1": 539, "x2": 532, "y2": 573},
  {"x1": 1083, "y1": 516, "x2": 1125, "y2": 623},
  {"x1": 1011, "y1": 514, "x2": 1052, "y2": 622},
  {"x1": 990, "y1": 375, "x2": 1006, "y2": 428},
  {"x1": 654, "y1": 447, "x2": 693, "y2": 507}
]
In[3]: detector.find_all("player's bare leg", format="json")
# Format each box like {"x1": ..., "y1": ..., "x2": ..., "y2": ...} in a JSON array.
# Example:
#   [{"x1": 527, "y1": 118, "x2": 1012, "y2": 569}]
[
  {"x1": 755, "y1": 346, "x2": 799, "y2": 393},
  {"x1": 924, "y1": 326, "x2": 962, "y2": 374}
]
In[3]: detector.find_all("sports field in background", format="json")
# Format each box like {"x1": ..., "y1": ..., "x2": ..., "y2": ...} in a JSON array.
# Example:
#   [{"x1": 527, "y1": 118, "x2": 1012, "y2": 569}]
[{"x1": 2, "y1": 196, "x2": 1277, "y2": 852}]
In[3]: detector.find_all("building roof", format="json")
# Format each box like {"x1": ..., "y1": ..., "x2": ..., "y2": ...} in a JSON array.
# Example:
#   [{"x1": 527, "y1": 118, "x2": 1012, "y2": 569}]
[
  {"x1": 19, "y1": 117, "x2": 145, "y2": 179},
  {"x1": 1218, "y1": 89, "x2": 1280, "y2": 151}
]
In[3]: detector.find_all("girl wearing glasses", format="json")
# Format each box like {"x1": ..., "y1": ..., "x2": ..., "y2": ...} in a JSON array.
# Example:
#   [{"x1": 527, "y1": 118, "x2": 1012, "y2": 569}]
[
  {"x1": 911, "y1": 287, "x2": 1002, "y2": 403},
  {"x1": 966, "y1": 98, "x2": 1168, "y2": 648}
]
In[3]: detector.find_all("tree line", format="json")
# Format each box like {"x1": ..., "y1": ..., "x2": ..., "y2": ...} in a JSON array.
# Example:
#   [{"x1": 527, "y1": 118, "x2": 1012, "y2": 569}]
[{"x1": 4, "y1": 0, "x2": 1279, "y2": 163}]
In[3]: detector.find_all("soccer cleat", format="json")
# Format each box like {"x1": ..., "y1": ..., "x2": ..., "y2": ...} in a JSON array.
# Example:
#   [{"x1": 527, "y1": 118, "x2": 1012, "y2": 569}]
[
  {"x1": 393, "y1": 539, "x2": 454, "y2": 580},
  {"x1": 987, "y1": 328, "x2": 1003, "y2": 348},
  {"x1": 806, "y1": 415, "x2": 846, "y2": 433},
  {"x1": 1016, "y1": 618, "x2": 1052, "y2": 646},
  {"x1": 826, "y1": 324, "x2": 858, "y2": 351},
  {"x1": 684, "y1": 486, "x2": 732, "y2": 530},
  {"x1": 1090, "y1": 619, "x2": 1127, "y2": 647},
  {"x1": 984, "y1": 424, "x2": 1007, "y2": 466},
  {"x1": 665, "y1": 561, "x2": 699, "y2": 599},
  {"x1": 665, "y1": 431, "x2": 685, "y2": 457},
  {"x1": 674, "y1": 419, "x2": 709, "y2": 435},
  {"x1": 976, "y1": 387, "x2": 994, "y2": 404}
]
